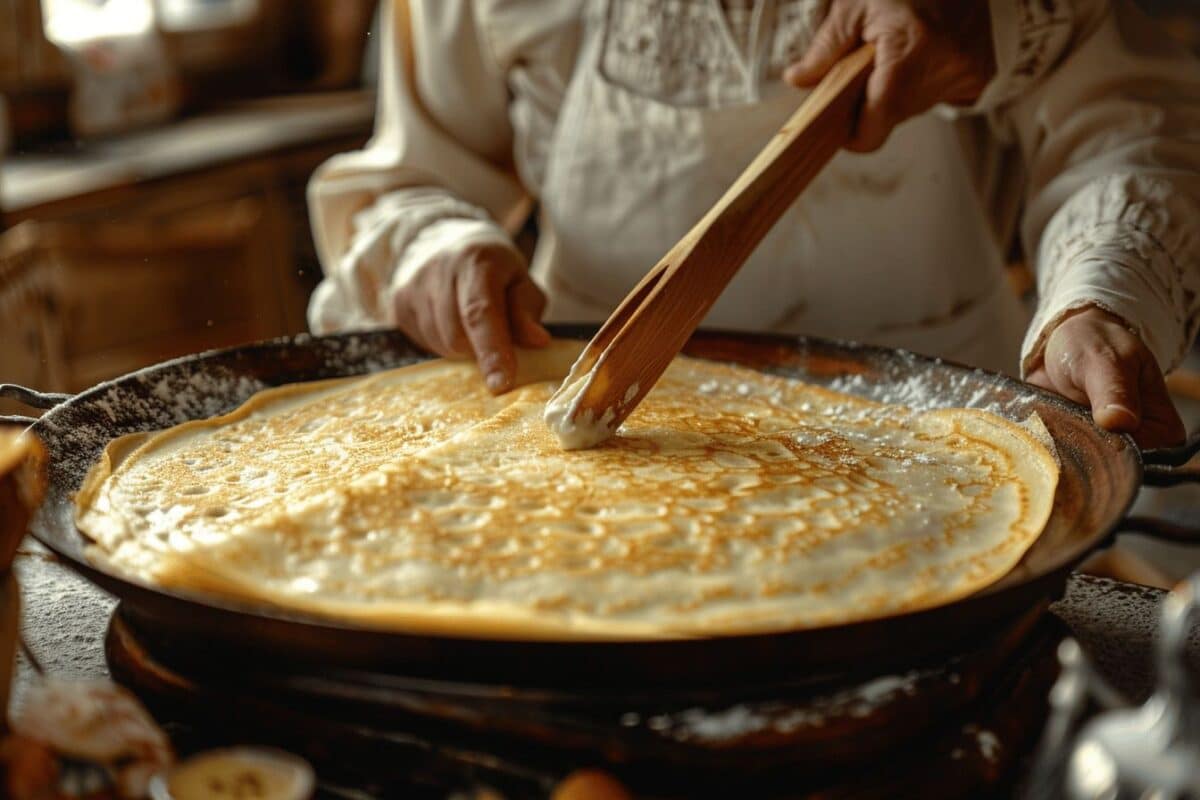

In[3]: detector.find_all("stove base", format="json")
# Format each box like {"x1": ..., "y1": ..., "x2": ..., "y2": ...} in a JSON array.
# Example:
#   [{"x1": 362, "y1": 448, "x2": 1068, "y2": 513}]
[{"x1": 106, "y1": 605, "x2": 1062, "y2": 798}]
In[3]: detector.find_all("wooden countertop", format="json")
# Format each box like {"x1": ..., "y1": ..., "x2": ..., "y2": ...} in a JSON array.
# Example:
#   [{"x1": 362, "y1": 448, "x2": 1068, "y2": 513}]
[{"x1": 2, "y1": 90, "x2": 375, "y2": 217}]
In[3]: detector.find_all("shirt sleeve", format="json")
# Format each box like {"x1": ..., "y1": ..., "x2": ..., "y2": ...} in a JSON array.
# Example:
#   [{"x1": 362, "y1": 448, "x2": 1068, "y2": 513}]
[
  {"x1": 306, "y1": 0, "x2": 528, "y2": 334},
  {"x1": 978, "y1": 0, "x2": 1200, "y2": 376}
]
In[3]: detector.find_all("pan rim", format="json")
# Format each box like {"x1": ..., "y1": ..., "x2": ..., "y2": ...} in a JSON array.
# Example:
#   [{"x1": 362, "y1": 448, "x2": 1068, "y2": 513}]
[{"x1": 27, "y1": 325, "x2": 1142, "y2": 649}]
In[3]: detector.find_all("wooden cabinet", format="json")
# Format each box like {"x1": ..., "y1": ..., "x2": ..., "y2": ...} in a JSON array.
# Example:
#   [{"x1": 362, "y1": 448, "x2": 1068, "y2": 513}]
[
  {"x1": 0, "y1": 95, "x2": 371, "y2": 400},
  {"x1": 17, "y1": 195, "x2": 286, "y2": 392},
  {"x1": 1, "y1": 178, "x2": 325, "y2": 394},
  {"x1": 0, "y1": 226, "x2": 64, "y2": 416},
  {"x1": 0, "y1": 0, "x2": 69, "y2": 89}
]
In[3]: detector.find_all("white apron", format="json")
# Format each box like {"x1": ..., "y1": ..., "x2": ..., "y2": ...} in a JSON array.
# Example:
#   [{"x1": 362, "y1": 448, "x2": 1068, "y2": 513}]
[{"x1": 531, "y1": 0, "x2": 1028, "y2": 374}]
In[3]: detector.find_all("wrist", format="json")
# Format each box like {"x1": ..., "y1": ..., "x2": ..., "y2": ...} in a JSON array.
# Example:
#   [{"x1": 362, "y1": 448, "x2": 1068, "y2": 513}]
[
  {"x1": 391, "y1": 219, "x2": 520, "y2": 289},
  {"x1": 1052, "y1": 304, "x2": 1130, "y2": 332},
  {"x1": 1025, "y1": 303, "x2": 1131, "y2": 375}
]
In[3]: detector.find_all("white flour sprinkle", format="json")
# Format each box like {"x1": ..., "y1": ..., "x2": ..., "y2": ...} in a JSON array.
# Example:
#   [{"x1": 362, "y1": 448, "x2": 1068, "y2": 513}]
[
  {"x1": 663, "y1": 670, "x2": 927, "y2": 743},
  {"x1": 825, "y1": 364, "x2": 1033, "y2": 418},
  {"x1": 792, "y1": 429, "x2": 835, "y2": 447},
  {"x1": 34, "y1": 332, "x2": 415, "y2": 497},
  {"x1": 673, "y1": 706, "x2": 768, "y2": 740},
  {"x1": 968, "y1": 725, "x2": 1002, "y2": 762}
]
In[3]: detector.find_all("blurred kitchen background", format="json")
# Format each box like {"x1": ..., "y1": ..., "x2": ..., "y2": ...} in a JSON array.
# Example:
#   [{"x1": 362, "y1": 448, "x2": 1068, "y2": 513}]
[
  {"x1": 1, "y1": 0, "x2": 1199, "y2": 583},
  {"x1": 0, "y1": 0, "x2": 377, "y2": 405}
]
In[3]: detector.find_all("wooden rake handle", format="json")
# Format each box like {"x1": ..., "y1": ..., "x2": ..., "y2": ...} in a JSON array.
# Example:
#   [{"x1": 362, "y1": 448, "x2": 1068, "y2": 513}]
[{"x1": 551, "y1": 44, "x2": 875, "y2": 445}]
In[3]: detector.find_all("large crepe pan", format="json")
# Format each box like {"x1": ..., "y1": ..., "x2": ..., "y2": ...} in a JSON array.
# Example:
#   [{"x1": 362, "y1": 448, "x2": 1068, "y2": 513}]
[{"x1": 3, "y1": 325, "x2": 1198, "y2": 687}]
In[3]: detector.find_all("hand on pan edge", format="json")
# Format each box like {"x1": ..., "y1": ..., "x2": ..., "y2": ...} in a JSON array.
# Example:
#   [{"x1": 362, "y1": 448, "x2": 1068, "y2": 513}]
[{"x1": 1025, "y1": 306, "x2": 1185, "y2": 449}]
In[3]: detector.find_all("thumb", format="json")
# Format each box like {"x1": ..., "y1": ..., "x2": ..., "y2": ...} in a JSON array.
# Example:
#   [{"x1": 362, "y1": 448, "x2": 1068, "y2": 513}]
[
  {"x1": 1025, "y1": 365, "x2": 1052, "y2": 394},
  {"x1": 785, "y1": 7, "x2": 862, "y2": 87},
  {"x1": 1081, "y1": 350, "x2": 1142, "y2": 433}
]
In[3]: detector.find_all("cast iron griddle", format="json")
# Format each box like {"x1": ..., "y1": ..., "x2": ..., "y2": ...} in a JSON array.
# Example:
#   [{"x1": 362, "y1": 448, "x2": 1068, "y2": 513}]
[{"x1": 4, "y1": 326, "x2": 1197, "y2": 686}]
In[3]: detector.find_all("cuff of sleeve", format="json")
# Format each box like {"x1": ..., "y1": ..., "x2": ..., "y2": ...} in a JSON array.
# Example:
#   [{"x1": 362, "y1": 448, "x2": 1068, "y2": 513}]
[
  {"x1": 1021, "y1": 234, "x2": 1188, "y2": 378},
  {"x1": 382, "y1": 218, "x2": 519, "y2": 323}
]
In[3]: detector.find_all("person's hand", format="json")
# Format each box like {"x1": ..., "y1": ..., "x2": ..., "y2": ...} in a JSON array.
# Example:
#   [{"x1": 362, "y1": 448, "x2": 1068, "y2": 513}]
[
  {"x1": 390, "y1": 242, "x2": 550, "y2": 394},
  {"x1": 784, "y1": 0, "x2": 995, "y2": 152},
  {"x1": 1026, "y1": 306, "x2": 1185, "y2": 449},
  {"x1": 0, "y1": 735, "x2": 59, "y2": 800}
]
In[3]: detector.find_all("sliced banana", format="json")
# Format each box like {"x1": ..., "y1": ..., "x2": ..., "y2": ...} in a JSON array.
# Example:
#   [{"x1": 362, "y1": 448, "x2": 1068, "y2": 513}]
[{"x1": 151, "y1": 747, "x2": 314, "y2": 800}]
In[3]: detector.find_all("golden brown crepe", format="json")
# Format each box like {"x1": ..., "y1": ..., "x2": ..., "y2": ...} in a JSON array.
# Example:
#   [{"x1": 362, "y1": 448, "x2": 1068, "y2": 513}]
[
  {"x1": 75, "y1": 341, "x2": 1058, "y2": 640},
  {"x1": 0, "y1": 428, "x2": 44, "y2": 571}
]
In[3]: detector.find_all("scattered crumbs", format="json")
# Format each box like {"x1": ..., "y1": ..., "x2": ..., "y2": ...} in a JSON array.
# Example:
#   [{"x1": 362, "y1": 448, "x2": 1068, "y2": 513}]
[
  {"x1": 772, "y1": 708, "x2": 828, "y2": 732},
  {"x1": 855, "y1": 673, "x2": 918, "y2": 703},
  {"x1": 90, "y1": 395, "x2": 121, "y2": 423},
  {"x1": 647, "y1": 715, "x2": 672, "y2": 732},
  {"x1": 843, "y1": 672, "x2": 921, "y2": 717},
  {"x1": 672, "y1": 705, "x2": 767, "y2": 740},
  {"x1": 661, "y1": 670, "x2": 927, "y2": 744},
  {"x1": 964, "y1": 387, "x2": 991, "y2": 407},
  {"x1": 970, "y1": 725, "x2": 1001, "y2": 762}
]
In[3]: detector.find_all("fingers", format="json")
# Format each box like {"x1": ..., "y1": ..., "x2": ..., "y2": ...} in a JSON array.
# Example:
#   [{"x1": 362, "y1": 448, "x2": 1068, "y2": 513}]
[
  {"x1": 1024, "y1": 366, "x2": 1053, "y2": 396},
  {"x1": 456, "y1": 256, "x2": 519, "y2": 394},
  {"x1": 784, "y1": 2, "x2": 994, "y2": 153},
  {"x1": 1042, "y1": 328, "x2": 1142, "y2": 432},
  {"x1": 846, "y1": 16, "x2": 930, "y2": 153},
  {"x1": 1034, "y1": 307, "x2": 1185, "y2": 448},
  {"x1": 389, "y1": 244, "x2": 548, "y2": 394},
  {"x1": 784, "y1": 3, "x2": 862, "y2": 87},
  {"x1": 413, "y1": 294, "x2": 459, "y2": 358},
  {"x1": 509, "y1": 279, "x2": 551, "y2": 348},
  {"x1": 391, "y1": 265, "x2": 463, "y2": 358},
  {"x1": 1033, "y1": 347, "x2": 1088, "y2": 407},
  {"x1": 846, "y1": 58, "x2": 901, "y2": 152},
  {"x1": 1080, "y1": 346, "x2": 1185, "y2": 448},
  {"x1": 389, "y1": 287, "x2": 431, "y2": 354},
  {"x1": 783, "y1": 3, "x2": 920, "y2": 153},
  {"x1": 1079, "y1": 345, "x2": 1142, "y2": 434},
  {"x1": 432, "y1": 279, "x2": 470, "y2": 357}
]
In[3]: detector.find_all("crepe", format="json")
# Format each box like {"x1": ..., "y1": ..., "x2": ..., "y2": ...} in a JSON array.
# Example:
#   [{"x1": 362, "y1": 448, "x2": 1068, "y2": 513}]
[
  {"x1": 1, "y1": 428, "x2": 44, "y2": 570},
  {"x1": 0, "y1": 428, "x2": 37, "y2": 482},
  {"x1": 75, "y1": 341, "x2": 1058, "y2": 640}
]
